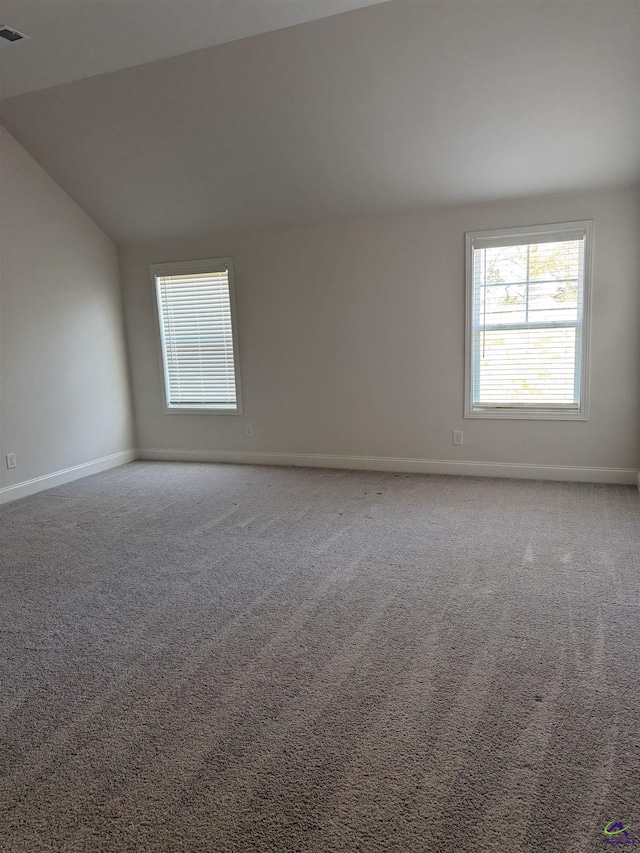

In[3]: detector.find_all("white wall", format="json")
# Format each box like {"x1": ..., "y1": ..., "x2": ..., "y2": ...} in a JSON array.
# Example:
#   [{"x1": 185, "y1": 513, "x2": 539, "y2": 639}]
[
  {"x1": 121, "y1": 186, "x2": 639, "y2": 482},
  {"x1": 0, "y1": 126, "x2": 135, "y2": 500}
]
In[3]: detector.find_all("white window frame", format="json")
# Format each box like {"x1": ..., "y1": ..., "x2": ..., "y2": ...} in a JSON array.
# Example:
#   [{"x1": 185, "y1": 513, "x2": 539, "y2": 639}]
[
  {"x1": 150, "y1": 257, "x2": 243, "y2": 416},
  {"x1": 464, "y1": 221, "x2": 593, "y2": 420}
]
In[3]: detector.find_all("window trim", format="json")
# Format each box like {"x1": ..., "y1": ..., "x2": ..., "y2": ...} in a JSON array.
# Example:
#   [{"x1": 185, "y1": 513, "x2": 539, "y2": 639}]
[
  {"x1": 464, "y1": 221, "x2": 593, "y2": 421},
  {"x1": 150, "y1": 257, "x2": 243, "y2": 416}
]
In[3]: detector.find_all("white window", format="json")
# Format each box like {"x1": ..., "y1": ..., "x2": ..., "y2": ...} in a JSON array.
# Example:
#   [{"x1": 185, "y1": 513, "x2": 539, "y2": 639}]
[
  {"x1": 465, "y1": 221, "x2": 592, "y2": 420},
  {"x1": 151, "y1": 257, "x2": 242, "y2": 413}
]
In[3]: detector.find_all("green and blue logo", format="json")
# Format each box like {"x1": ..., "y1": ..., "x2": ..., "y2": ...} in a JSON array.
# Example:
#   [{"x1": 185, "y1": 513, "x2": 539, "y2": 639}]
[{"x1": 603, "y1": 821, "x2": 636, "y2": 845}]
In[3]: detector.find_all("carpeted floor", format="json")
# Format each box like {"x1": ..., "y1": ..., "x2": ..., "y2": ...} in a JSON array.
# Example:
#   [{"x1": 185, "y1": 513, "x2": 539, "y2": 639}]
[{"x1": 1, "y1": 462, "x2": 639, "y2": 853}]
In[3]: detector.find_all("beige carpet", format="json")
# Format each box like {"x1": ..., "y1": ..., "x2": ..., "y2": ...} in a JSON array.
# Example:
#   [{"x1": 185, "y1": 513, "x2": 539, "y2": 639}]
[{"x1": 1, "y1": 462, "x2": 639, "y2": 852}]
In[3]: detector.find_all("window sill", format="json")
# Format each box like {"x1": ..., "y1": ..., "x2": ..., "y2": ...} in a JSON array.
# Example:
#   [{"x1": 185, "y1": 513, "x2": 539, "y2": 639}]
[
  {"x1": 465, "y1": 407, "x2": 587, "y2": 421},
  {"x1": 163, "y1": 405, "x2": 243, "y2": 416}
]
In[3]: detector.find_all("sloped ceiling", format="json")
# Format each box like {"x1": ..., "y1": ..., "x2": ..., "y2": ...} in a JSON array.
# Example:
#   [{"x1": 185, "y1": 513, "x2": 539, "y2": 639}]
[
  {"x1": 1, "y1": 0, "x2": 638, "y2": 245},
  {"x1": 0, "y1": 0, "x2": 387, "y2": 98}
]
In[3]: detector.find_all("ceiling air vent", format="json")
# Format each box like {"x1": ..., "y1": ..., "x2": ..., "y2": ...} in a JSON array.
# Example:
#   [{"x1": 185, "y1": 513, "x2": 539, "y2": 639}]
[{"x1": 0, "y1": 26, "x2": 29, "y2": 43}]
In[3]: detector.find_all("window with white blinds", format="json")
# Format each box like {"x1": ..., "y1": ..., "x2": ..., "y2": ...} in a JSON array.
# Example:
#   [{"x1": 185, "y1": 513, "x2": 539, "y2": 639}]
[
  {"x1": 152, "y1": 258, "x2": 241, "y2": 412},
  {"x1": 465, "y1": 222, "x2": 592, "y2": 419}
]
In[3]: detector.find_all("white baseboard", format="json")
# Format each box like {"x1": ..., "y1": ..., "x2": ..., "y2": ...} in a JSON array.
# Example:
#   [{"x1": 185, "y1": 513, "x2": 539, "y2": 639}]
[
  {"x1": 0, "y1": 450, "x2": 137, "y2": 505},
  {"x1": 138, "y1": 448, "x2": 637, "y2": 485}
]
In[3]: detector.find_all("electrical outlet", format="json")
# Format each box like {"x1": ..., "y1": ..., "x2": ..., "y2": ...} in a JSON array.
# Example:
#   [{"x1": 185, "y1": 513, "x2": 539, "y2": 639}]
[
  {"x1": 452, "y1": 431, "x2": 463, "y2": 446},
  {"x1": 6, "y1": 452, "x2": 16, "y2": 469},
  {"x1": 245, "y1": 425, "x2": 253, "y2": 438}
]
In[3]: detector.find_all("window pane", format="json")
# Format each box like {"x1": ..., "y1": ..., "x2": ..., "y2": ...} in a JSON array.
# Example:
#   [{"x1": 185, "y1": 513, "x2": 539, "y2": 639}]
[
  {"x1": 469, "y1": 227, "x2": 588, "y2": 415},
  {"x1": 474, "y1": 326, "x2": 578, "y2": 407},
  {"x1": 155, "y1": 267, "x2": 238, "y2": 410}
]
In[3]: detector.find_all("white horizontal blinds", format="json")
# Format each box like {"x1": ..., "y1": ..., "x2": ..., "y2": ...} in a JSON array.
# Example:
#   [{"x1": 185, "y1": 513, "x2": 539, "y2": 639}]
[
  {"x1": 472, "y1": 235, "x2": 585, "y2": 410},
  {"x1": 156, "y1": 269, "x2": 237, "y2": 409}
]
